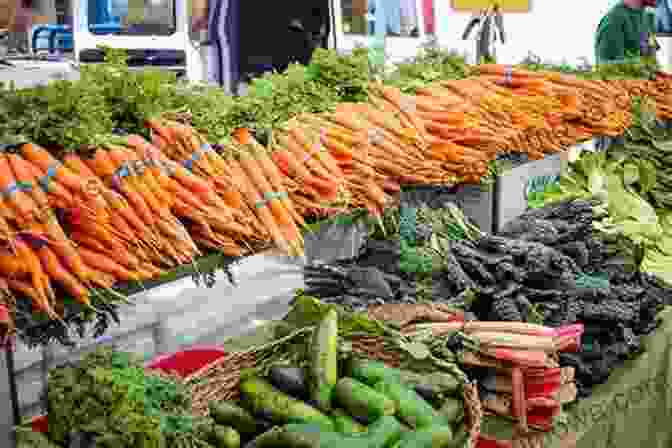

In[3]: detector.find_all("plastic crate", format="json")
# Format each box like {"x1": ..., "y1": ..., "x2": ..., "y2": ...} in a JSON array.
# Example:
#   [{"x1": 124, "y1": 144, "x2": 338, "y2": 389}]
[{"x1": 30, "y1": 347, "x2": 228, "y2": 434}]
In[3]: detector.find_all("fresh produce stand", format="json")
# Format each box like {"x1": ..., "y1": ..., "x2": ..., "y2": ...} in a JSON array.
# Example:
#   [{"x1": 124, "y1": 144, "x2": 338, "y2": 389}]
[{"x1": 2, "y1": 45, "x2": 672, "y2": 448}]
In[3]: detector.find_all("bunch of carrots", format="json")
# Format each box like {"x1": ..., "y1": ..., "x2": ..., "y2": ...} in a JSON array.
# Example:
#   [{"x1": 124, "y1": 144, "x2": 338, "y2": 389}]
[
  {"x1": 0, "y1": 146, "x2": 137, "y2": 322},
  {"x1": 145, "y1": 118, "x2": 265, "y2": 256},
  {"x1": 474, "y1": 65, "x2": 631, "y2": 139},
  {"x1": 6, "y1": 69, "x2": 658, "y2": 331}
]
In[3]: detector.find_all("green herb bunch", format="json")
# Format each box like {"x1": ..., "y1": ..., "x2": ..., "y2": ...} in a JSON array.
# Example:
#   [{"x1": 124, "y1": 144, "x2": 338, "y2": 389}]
[
  {"x1": 80, "y1": 47, "x2": 179, "y2": 136},
  {"x1": 0, "y1": 79, "x2": 113, "y2": 148},
  {"x1": 47, "y1": 347, "x2": 214, "y2": 448},
  {"x1": 386, "y1": 45, "x2": 469, "y2": 94},
  {"x1": 228, "y1": 64, "x2": 340, "y2": 143},
  {"x1": 306, "y1": 47, "x2": 372, "y2": 102},
  {"x1": 165, "y1": 84, "x2": 236, "y2": 144}
]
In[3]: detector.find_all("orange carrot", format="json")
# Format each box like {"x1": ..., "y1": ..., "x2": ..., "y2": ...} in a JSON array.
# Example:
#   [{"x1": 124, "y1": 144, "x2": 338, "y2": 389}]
[
  {"x1": 76, "y1": 247, "x2": 138, "y2": 282},
  {"x1": 228, "y1": 159, "x2": 289, "y2": 253},
  {"x1": 15, "y1": 239, "x2": 52, "y2": 307},
  {"x1": 246, "y1": 139, "x2": 305, "y2": 227},
  {"x1": 237, "y1": 151, "x2": 294, "y2": 231},
  {"x1": 0, "y1": 154, "x2": 36, "y2": 224},
  {"x1": 290, "y1": 126, "x2": 343, "y2": 179},
  {"x1": 271, "y1": 148, "x2": 338, "y2": 198},
  {"x1": 37, "y1": 245, "x2": 90, "y2": 305},
  {"x1": 277, "y1": 133, "x2": 336, "y2": 184},
  {"x1": 106, "y1": 145, "x2": 166, "y2": 215},
  {"x1": 87, "y1": 149, "x2": 156, "y2": 226},
  {"x1": 20, "y1": 144, "x2": 83, "y2": 192},
  {"x1": 24, "y1": 161, "x2": 74, "y2": 207}
]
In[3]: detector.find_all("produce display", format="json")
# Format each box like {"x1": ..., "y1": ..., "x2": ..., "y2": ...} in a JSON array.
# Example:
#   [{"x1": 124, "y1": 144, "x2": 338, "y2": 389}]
[
  {"x1": 303, "y1": 199, "x2": 671, "y2": 400},
  {"x1": 6, "y1": 45, "x2": 672, "y2": 448},
  {"x1": 33, "y1": 304, "x2": 487, "y2": 448}
]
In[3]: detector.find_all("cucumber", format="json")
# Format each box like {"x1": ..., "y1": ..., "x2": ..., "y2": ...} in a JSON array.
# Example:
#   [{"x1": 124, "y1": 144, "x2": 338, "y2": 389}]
[
  {"x1": 438, "y1": 398, "x2": 463, "y2": 424},
  {"x1": 213, "y1": 425, "x2": 241, "y2": 448},
  {"x1": 333, "y1": 378, "x2": 396, "y2": 423},
  {"x1": 373, "y1": 381, "x2": 447, "y2": 429},
  {"x1": 344, "y1": 358, "x2": 392, "y2": 385},
  {"x1": 240, "y1": 377, "x2": 334, "y2": 430},
  {"x1": 398, "y1": 372, "x2": 460, "y2": 397},
  {"x1": 308, "y1": 310, "x2": 339, "y2": 412},
  {"x1": 351, "y1": 415, "x2": 403, "y2": 448},
  {"x1": 331, "y1": 409, "x2": 367, "y2": 434},
  {"x1": 251, "y1": 425, "x2": 337, "y2": 448},
  {"x1": 210, "y1": 401, "x2": 260, "y2": 436},
  {"x1": 252, "y1": 416, "x2": 402, "y2": 448},
  {"x1": 346, "y1": 360, "x2": 460, "y2": 397},
  {"x1": 393, "y1": 426, "x2": 454, "y2": 448},
  {"x1": 269, "y1": 366, "x2": 307, "y2": 399}
]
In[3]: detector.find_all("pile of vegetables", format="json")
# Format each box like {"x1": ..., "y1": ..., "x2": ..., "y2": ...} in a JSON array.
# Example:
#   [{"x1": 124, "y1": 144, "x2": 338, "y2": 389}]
[
  {"x1": 179, "y1": 300, "x2": 474, "y2": 448},
  {"x1": 302, "y1": 197, "x2": 671, "y2": 398},
  {"x1": 45, "y1": 347, "x2": 227, "y2": 448},
  {"x1": 541, "y1": 113, "x2": 672, "y2": 286},
  {"x1": 4, "y1": 47, "x2": 672, "y2": 347}
]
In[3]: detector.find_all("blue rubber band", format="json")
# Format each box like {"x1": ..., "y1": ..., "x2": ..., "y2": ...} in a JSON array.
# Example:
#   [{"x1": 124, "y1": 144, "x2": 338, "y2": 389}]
[
  {"x1": 504, "y1": 65, "x2": 513, "y2": 85},
  {"x1": 201, "y1": 143, "x2": 213, "y2": 153},
  {"x1": 2, "y1": 183, "x2": 18, "y2": 198},
  {"x1": 38, "y1": 163, "x2": 60, "y2": 192},
  {"x1": 116, "y1": 164, "x2": 130, "y2": 179},
  {"x1": 183, "y1": 158, "x2": 194, "y2": 171}
]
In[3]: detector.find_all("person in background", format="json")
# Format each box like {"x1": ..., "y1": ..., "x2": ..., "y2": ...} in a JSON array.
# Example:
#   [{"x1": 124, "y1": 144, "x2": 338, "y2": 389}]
[
  {"x1": 595, "y1": 0, "x2": 659, "y2": 64},
  {"x1": 8, "y1": 0, "x2": 33, "y2": 53}
]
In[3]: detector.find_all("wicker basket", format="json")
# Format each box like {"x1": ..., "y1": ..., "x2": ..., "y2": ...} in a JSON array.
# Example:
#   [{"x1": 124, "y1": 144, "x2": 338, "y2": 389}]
[{"x1": 186, "y1": 327, "x2": 482, "y2": 447}]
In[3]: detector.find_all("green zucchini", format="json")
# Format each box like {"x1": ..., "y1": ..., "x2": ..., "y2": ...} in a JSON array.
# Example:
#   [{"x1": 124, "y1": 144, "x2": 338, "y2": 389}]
[
  {"x1": 269, "y1": 366, "x2": 307, "y2": 399},
  {"x1": 210, "y1": 401, "x2": 260, "y2": 436},
  {"x1": 398, "y1": 372, "x2": 460, "y2": 395},
  {"x1": 373, "y1": 381, "x2": 447, "y2": 429},
  {"x1": 346, "y1": 360, "x2": 460, "y2": 397},
  {"x1": 308, "y1": 310, "x2": 339, "y2": 412},
  {"x1": 393, "y1": 425, "x2": 454, "y2": 448},
  {"x1": 252, "y1": 416, "x2": 402, "y2": 448},
  {"x1": 344, "y1": 358, "x2": 392, "y2": 385},
  {"x1": 438, "y1": 398, "x2": 463, "y2": 424},
  {"x1": 213, "y1": 425, "x2": 242, "y2": 448},
  {"x1": 348, "y1": 415, "x2": 403, "y2": 448},
  {"x1": 251, "y1": 425, "x2": 337, "y2": 448},
  {"x1": 240, "y1": 377, "x2": 334, "y2": 430},
  {"x1": 331, "y1": 408, "x2": 367, "y2": 434},
  {"x1": 333, "y1": 378, "x2": 396, "y2": 423}
]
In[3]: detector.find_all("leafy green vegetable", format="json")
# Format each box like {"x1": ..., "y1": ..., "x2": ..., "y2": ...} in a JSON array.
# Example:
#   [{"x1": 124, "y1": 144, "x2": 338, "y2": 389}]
[
  {"x1": 47, "y1": 347, "x2": 215, "y2": 448},
  {"x1": 307, "y1": 48, "x2": 371, "y2": 102},
  {"x1": 385, "y1": 44, "x2": 469, "y2": 94}
]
